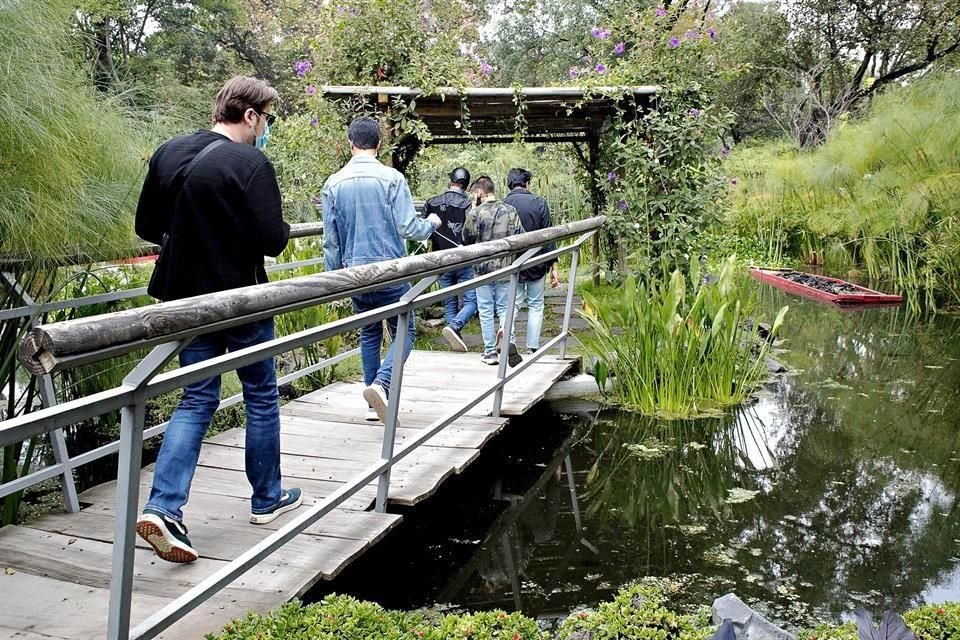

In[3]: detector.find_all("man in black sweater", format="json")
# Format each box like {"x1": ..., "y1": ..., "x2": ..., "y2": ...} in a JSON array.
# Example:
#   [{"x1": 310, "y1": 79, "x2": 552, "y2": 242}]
[
  {"x1": 424, "y1": 167, "x2": 477, "y2": 351},
  {"x1": 133, "y1": 76, "x2": 302, "y2": 564},
  {"x1": 502, "y1": 168, "x2": 560, "y2": 354}
]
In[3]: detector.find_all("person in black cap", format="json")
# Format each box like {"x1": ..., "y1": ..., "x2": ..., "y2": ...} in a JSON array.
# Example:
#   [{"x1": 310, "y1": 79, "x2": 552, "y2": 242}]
[{"x1": 424, "y1": 167, "x2": 477, "y2": 352}]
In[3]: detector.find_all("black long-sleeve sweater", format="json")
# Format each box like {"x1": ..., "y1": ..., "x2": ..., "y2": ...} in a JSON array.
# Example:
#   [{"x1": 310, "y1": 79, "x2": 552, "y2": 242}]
[{"x1": 135, "y1": 130, "x2": 290, "y2": 301}]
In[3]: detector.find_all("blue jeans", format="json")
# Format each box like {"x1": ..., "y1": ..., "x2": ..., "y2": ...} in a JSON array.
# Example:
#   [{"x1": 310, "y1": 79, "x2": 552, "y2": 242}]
[
  {"x1": 146, "y1": 319, "x2": 282, "y2": 522},
  {"x1": 438, "y1": 266, "x2": 477, "y2": 331},
  {"x1": 352, "y1": 283, "x2": 415, "y2": 388},
  {"x1": 515, "y1": 275, "x2": 547, "y2": 350},
  {"x1": 475, "y1": 280, "x2": 516, "y2": 353}
]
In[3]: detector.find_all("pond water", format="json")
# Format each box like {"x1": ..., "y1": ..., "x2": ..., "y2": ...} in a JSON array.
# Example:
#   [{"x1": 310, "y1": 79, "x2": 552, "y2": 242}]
[{"x1": 309, "y1": 287, "x2": 960, "y2": 631}]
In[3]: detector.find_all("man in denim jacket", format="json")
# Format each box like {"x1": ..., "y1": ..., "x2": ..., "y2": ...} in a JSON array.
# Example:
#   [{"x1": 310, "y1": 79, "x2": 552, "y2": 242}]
[{"x1": 322, "y1": 117, "x2": 441, "y2": 423}]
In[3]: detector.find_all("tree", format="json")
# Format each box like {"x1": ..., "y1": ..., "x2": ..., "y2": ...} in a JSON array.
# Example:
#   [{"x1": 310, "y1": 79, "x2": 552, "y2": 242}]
[{"x1": 780, "y1": 0, "x2": 960, "y2": 146}]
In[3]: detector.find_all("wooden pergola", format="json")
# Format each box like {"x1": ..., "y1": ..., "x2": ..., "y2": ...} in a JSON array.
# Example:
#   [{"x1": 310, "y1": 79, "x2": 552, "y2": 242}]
[{"x1": 321, "y1": 85, "x2": 658, "y2": 278}]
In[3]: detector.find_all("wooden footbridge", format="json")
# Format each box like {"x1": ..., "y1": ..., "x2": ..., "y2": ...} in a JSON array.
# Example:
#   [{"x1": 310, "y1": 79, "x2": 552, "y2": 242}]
[{"x1": 0, "y1": 218, "x2": 603, "y2": 640}]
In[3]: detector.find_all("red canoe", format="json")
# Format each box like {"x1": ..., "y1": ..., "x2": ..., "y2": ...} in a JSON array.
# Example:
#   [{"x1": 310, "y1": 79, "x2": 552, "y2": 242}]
[{"x1": 749, "y1": 267, "x2": 903, "y2": 306}]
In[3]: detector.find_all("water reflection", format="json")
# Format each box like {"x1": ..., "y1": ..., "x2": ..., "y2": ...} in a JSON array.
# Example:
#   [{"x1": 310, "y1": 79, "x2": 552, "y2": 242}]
[{"x1": 443, "y1": 292, "x2": 960, "y2": 627}]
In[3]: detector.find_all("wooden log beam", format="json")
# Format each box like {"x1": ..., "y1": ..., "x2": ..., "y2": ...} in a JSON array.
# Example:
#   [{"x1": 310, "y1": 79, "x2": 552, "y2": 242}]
[{"x1": 19, "y1": 218, "x2": 605, "y2": 374}]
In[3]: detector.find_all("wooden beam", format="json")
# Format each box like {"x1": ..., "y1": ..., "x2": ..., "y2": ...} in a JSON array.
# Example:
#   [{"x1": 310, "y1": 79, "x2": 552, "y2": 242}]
[{"x1": 19, "y1": 218, "x2": 605, "y2": 373}]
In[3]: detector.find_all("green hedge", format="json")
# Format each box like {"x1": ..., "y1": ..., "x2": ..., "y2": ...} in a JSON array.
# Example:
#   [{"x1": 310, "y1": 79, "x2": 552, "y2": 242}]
[{"x1": 207, "y1": 584, "x2": 960, "y2": 640}]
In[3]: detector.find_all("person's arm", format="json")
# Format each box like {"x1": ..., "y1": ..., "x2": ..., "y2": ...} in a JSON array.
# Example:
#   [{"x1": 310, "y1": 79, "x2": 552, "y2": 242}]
[
  {"x1": 462, "y1": 207, "x2": 478, "y2": 245},
  {"x1": 321, "y1": 183, "x2": 342, "y2": 271},
  {"x1": 245, "y1": 160, "x2": 290, "y2": 257},
  {"x1": 392, "y1": 177, "x2": 437, "y2": 241},
  {"x1": 134, "y1": 156, "x2": 168, "y2": 246}
]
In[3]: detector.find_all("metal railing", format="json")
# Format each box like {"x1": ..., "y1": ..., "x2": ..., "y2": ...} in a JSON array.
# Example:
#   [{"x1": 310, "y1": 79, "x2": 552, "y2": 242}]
[
  {"x1": 0, "y1": 216, "x2": 605, "y2": 640},
  {"x1": 0, "y1": 223, "x2": 337, "y2": 515}
]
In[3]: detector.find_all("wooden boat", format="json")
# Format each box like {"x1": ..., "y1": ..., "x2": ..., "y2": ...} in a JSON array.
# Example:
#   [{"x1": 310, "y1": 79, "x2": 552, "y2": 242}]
[{"x1": 749, "y1": 267, "x2": 903, "y2": 306}]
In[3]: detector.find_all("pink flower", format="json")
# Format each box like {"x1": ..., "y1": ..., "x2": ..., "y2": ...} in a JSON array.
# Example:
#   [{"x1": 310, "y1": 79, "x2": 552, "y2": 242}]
[
  {"x1": 591, "y1": 26, "x2": 602, "y2": 37},
  {"x1": 656, "y1": 5, "x2": 667, "y2": 16},
  {"x1": 600, "y1": 29, "x2": 611, "y2": 40},
  {"x1": 721, "y1": 147, "x2": 729, "y2": 157},
  {"x1": 480, "y1": 62, "x2": 493, "y2": 76},
  {"x1": 306, "y1": 85, "x2": 316, "y2": 96},
  {"x1": 668, "y1": 36, "x2": 680, "y2": 48},
  {"x1": 595, "y1": 63, "x2": 606, "y2": 74},
  {"x1": 614, "y1": 42, "x2": 625, "y2": 54},
  {"x1": 569, "y1": 67, "x2": 580, "y2": 79},
  {"x1": 685, "y1": 28, "x2": 699, "y2": 41}
]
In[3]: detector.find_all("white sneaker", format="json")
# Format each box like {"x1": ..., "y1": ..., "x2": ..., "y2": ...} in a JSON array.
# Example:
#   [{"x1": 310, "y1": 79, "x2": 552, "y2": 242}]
[
  {"x1": 362, "y1": 383, "x2": 398, "y2": 426},
  {"x1": 442, "y1": 325, "x2": 468, "y2": 352},
  {"x1": 365, "y1": 406, "x2": 379, "y2": 421}
]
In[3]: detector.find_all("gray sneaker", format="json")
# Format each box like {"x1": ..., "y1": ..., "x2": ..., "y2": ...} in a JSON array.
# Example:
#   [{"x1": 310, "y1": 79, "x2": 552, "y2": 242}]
[
  {"x1": 481, "y1": 351, "x2": 499, "y2": 365},
  {"x1": 136, "y1": 508, "x2": 199, "y2": 563}
]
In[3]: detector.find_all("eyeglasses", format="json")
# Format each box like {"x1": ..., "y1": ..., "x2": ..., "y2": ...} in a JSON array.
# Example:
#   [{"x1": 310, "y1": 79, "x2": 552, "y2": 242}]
[{"x1": 254, "y1": 110, "x2": 277, "y2": 126}]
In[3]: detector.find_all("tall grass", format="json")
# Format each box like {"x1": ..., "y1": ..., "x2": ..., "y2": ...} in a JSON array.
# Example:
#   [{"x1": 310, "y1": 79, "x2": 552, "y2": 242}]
[
  {"x1": 0, "y1": 0, "x2": 148, "y2": 265},
  {"x1": 728, "y1": 72, "x2": 960, "y2": 309},
  {"x1": 579, "y1": 257, "x2": 787, "y2": 418}
]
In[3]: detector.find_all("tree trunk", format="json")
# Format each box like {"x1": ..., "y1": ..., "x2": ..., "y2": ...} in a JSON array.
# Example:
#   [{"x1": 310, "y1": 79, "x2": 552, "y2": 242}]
[{"x1": 93, "y1": 18, "x2": 118, "y2": 92}]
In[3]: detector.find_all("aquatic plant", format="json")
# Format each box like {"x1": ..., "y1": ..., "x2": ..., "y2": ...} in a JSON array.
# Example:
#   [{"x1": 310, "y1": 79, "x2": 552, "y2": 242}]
[{"x1": 579, "y1": 257, "x2": 787, "y2": 417}]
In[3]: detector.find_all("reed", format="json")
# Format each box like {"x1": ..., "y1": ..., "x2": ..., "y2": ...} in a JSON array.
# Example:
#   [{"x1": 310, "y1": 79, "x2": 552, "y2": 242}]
[
  {"x1": 579, "y1": 257, "x2": 787, "y2": 418},
  {"x1": 728, "y1": 72, "x2": 960, "y2": 309}
]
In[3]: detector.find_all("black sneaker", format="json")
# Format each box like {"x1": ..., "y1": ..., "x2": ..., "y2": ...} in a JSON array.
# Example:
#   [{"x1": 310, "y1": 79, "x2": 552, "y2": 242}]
[
  {"x1": 442, "y1": 325, "x2": 468, "y2": 352},
  {"x1": 505, "y1": 342, "x2": 523, "y2": 367},
  {"x1": 250, "y1": 488, "x2": 304, "y2": 524},
  {"x1": 136, "y1": 508, "x2": 199, "y2": 563}
]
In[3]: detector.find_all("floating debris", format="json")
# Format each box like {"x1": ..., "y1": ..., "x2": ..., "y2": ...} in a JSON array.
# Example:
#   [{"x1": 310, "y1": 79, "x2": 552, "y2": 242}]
[{"x1": 726, "y1": 488, "x2": 761, "y2": 504}]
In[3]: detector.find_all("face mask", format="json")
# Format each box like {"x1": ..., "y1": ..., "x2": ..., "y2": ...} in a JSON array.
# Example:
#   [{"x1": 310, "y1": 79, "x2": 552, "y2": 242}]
[{"x1": 256, "y1": 120, "x2": 270, "y2": 150}]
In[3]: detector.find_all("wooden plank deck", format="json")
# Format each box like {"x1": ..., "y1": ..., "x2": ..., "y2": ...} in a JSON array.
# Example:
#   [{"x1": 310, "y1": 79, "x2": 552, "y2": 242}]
[{"x1": 0, "y1": 350, "x2": 576, "y2": 639}]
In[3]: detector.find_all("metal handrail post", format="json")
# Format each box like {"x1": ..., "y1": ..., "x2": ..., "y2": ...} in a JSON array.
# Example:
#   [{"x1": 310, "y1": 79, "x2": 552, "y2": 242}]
[
  {"x1": 375, "y1": 276, "x2": 438, "y2": 513},
  {"x1": 107, "y1": 341, "x2": 188, "y2": 640},
  {"x1": 1, "y1": 271, "x2": 81, "y2": 512},
  {"x1": 492, "y1": 248, "x2": 540, "y2": 417},
  {"x1": 38, "y1": 374, "x2": 80, "y2": 512},
  {"x1": 559, "y1": 247, "x2": 580, "y2": 360}
]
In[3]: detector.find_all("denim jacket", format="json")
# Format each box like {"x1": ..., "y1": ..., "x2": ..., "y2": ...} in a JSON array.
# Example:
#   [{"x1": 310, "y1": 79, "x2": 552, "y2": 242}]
[{"x1": 322, "y1": 155, "x2": 435, "y2": 270}]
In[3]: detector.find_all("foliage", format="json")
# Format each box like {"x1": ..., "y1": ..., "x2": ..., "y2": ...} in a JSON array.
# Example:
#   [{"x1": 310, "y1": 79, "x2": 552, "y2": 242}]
[
  {"x1": 301, "y1": 0, "x2": 483, "y2": 91},
  {"x1": 727, "y1": 72, "x2": 960, "y2": 309},
  {"x1": 803, "y1": 603, "x2": 960, "y2": 640},
  {"x1": 579, "y1": 257, "x2": 787, "y2": 417},
  {"x1": 207, "y1": 594, "x2": 546, "y2": 639},
  {"x1": 567, "y1": 4, "x2": 734, "y2": 276},
  {"x1": 556, "y1": 582, "x2": 711, "y2": 640},
  {"x1": 0, "y1": 0, "x2": 148, "y2": 265}
]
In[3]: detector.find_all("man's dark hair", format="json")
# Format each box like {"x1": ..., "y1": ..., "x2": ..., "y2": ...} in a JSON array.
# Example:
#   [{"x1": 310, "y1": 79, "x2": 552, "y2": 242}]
[
  {"x1": 449, "y1": 167, "x2": 471, "y2": 188},
  {"x1": 507, "y1": 167, "x2": 532, "y2": 190},
  {"x1": 212, "y1": 76, "x2": 280, "y2": 125},
  {"x1": 348, "y1": 117, "x2": 381, "y2": 150},
  {"x1": 470, "y1": 175, "x2": 495, "y2": 194}
]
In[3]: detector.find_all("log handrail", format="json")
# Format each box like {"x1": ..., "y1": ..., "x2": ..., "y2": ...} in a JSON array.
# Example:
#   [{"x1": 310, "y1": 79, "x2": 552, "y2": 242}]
[{"x1": 19, "y1": 217, "x2": 605, "y2": 374}]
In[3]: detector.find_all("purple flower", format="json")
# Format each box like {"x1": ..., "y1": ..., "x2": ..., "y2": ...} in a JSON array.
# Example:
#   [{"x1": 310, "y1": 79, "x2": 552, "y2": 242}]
[
  {"x1": 306, "y1": 85, "x2": 316, "y2": 96},
  {"x1": 310, "y1": 117, "x2": 319, "y2": 126},
  {"x1": 708, "y1": 28, "x2": 717, "y2": 42},
  {"x1": 668, "y1": 36, "x2": 681, "y2": 48},
  {"x1": 618, "y1": 199, "x2": 628, "y2": 211},
  {"x1": 592, "y1": 26, "x2": 602, "y2": 37},
  {"x1": 569, "y1": 67, "x2": 580, "y2": 79},
  {"x1": 731, "y1": 177, "x2": 738, "y2": 185},
  {"x1": 704, "y1": 274, "x2": 712, "y2": 284},
  {"x1": 614, "y1": 42, "x2": 625, "y2": 54},
  {"x1": 600, "y1": 29, "x2": 611, "y2": 40},
  {"x1": 656, "y1": 5, "x2": 667, "y2": 16},
  {"x1": 721, "y1": 146, "x2": 729, "y2": 157},
  {"x1": 685, "y1": 28, "x2": 699, "y2": 41},
  {"x1": 480, "y1": 62, "x2": 493, "y2": 76},
  {"x1": 294, "y1": 59, "x2": 312, "y2": 77},
  {"x1": 594, "y1": 62, "x2": 606, "y2": 74},
  {"x1": 688, "y1": 108, "x2": 702, "y2": 117},
  {"x1": 310, "y1": 195, "x2": 321, "y2": 204},
  {"x1": 607, "y1": 171, "x2": 616, "y2": 182}
]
